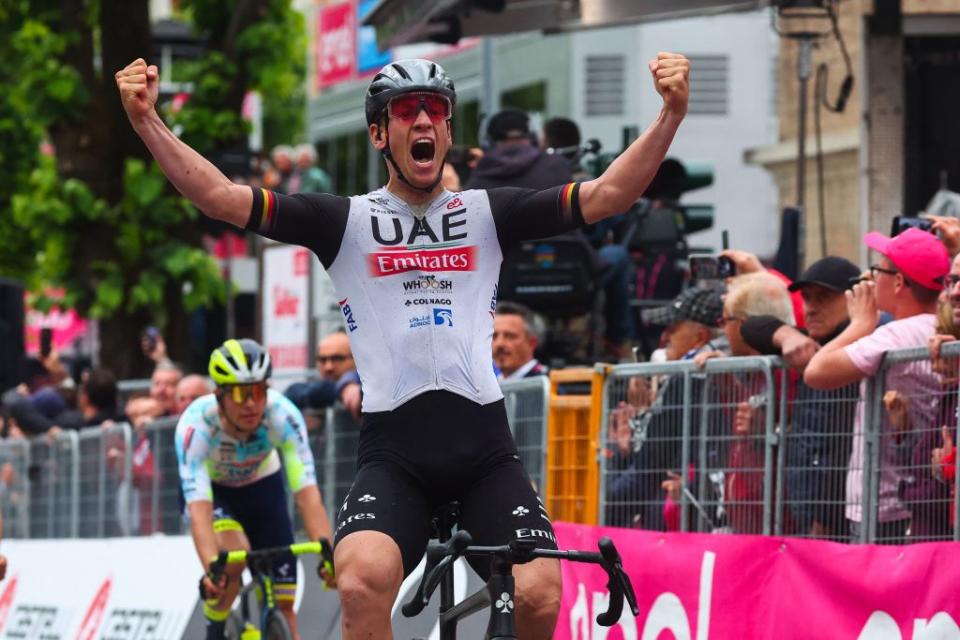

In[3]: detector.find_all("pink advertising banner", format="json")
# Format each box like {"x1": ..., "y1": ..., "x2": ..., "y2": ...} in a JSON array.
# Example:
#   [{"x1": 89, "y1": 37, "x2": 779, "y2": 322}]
[
  {"x1": 316, "y1": 2, "x2": 356, "y2": 89},
  {"x1": 554, "y1": 522, "x2": 960, "y2": 640}
]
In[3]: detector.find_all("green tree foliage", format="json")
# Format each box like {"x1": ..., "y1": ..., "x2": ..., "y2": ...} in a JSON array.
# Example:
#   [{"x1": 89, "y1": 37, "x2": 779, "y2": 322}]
[
  {"x1": 173, "y1": 0, "x2": 306, "y2": 152},
  {"x1": 0, "y1": 0, "x2": 307, "y2": 377}
]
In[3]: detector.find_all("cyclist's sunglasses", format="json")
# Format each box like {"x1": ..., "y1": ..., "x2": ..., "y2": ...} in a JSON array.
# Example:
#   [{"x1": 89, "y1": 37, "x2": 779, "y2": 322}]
[
  {"x1": 387, "y1": 93, "x2": 452, "y2": 124},
  {"x1": 224, "y1": 382, "x2": 267, "y2": 404}
]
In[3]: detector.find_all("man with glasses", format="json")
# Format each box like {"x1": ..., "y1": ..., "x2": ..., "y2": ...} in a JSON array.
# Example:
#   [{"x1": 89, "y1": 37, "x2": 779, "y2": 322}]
[
  {"x1": 118, "y1": 51, "x2": 690, "y2": 638},
  {"x1": 806, "y1": 228, "x2": 950, "y2": 542},
  {"x1": 176, "y1": 339, "x2": 334, "y2": 640},
  {"x1": 286, "y1": 332, "x2": 362, "y2": 424}
]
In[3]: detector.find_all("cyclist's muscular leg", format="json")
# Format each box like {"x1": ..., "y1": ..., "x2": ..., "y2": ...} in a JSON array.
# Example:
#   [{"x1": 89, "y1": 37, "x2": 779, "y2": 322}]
[
  {"x1": 277, "y1": 600, "x2": 300, "y2": 640},
  {"x1": 335, "y1": 531, "x2": 404, "y2": 639},
  {"x1": 513, "y1": 558, "x2": 562, "y2": 639}
]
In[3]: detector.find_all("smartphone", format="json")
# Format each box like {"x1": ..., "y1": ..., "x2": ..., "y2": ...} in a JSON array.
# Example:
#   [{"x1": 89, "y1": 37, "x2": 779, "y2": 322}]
[
  {"x1": 689, "y1": 255, "x2": 735, "y2": 280},
  {"x1": 144, "y1": 326, "x2": 159, "y2": 354},
  {"x1": 40, "y1": 328, "x2": 53, "y2": 358},
  {"x1": 891, "y1": 215, "x2": 933, "y2": 236}
]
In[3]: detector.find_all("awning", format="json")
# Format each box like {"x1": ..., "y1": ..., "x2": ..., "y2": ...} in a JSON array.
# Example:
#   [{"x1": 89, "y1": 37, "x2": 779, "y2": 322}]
[{"x1": 363, "y1": 0, "x2": 769, "y2": 49}]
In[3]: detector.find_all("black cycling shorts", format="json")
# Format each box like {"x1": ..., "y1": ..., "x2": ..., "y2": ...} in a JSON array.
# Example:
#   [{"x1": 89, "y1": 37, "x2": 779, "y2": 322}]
[
  {"x1": 208, "y1": 471, "x2": 297, "y2": 593},
  {"x1": 334, "y1": 390, "x2": 557, "y2": 578}
]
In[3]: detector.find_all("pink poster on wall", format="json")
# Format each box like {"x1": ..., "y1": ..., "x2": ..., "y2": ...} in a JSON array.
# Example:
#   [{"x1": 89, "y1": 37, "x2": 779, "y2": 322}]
[
  {"x1": 554, "y1": 522, "x2": 960, "y2": 639},
  {"x1": 316, "y1": 2, "x2": 356, "y2": 89}
]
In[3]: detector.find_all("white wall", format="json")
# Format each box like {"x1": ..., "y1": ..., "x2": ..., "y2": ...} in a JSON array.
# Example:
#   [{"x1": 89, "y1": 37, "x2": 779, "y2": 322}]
[{"x1": 572, "y1": 11, "x2": 780, "y2": 256}]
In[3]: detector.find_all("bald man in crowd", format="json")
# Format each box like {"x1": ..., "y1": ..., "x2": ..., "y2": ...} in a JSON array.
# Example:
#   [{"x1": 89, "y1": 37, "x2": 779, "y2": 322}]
[{"x1": 175, "y1": 374, "x2": 211, "y2": 415}]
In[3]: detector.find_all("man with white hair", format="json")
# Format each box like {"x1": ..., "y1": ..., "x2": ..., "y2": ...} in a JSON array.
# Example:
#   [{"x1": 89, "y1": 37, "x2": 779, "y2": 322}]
[{"x1": 292, "y1": 143, "x2": 332, "y2": 194}]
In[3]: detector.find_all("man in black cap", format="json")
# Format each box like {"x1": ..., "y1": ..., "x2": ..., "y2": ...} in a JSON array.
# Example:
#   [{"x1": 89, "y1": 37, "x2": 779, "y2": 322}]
[
  {"x1": 467, "y1": 109, "x2": 636, "y2": 355},
  {"x1": 466, "y1": 109, "x2": 573, "y2": 191},
  {"x1": 739, "y1": 256, "x2": 861, "y2": 538}
]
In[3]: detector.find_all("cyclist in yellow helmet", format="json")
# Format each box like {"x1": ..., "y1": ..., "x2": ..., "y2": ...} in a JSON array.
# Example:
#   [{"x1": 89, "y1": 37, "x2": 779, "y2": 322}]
[{"x1": 175, "y1": 338, "x2": 334, "y2": 640}]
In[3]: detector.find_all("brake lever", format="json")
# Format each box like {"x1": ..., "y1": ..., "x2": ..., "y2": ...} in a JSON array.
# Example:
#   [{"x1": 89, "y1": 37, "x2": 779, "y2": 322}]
[
  {"x1": 595, "y1": 537, "x2": 638, "y2": 626},
  {"x1": 200, "y1": 551, "x2": 230, "y2": 600},
  {"x1": 401, "y1": 530, "x2": 472, "y2": 617}
]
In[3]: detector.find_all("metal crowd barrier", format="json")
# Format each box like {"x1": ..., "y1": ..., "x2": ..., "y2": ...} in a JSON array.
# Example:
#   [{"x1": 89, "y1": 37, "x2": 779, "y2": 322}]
[
  {"x1": 598, "y1": 344, "x2": 960, "y2": 544},
  {"x1": 600, "y1": 357, "x2": 777, "y2": 535},
  {"x1": 502, "y1": 376, "x2": 550, "y2": 497},
  {"x1": 4, "y1": 377, "x2": 552, "y2": 539}
]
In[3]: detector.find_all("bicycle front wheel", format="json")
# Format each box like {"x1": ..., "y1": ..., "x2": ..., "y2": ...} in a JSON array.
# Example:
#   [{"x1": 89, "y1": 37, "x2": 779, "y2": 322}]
[
  {"x1": 224, "y1": 611, "x2": 253, "y2": 640},
  {"x1": 264, "y1": 610, "x2": 293, "y2": 640}
]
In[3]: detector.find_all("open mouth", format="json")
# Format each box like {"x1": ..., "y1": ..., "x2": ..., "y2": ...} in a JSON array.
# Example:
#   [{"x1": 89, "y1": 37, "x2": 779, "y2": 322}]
[{"x1": 411, "y1": 138, "x2": 435, "y2": 165}]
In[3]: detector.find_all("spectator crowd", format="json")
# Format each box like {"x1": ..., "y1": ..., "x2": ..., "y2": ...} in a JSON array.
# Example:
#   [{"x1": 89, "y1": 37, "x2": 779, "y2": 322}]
[{"x1": 4, "y1": 109, "x2": 960, "y2": 549}]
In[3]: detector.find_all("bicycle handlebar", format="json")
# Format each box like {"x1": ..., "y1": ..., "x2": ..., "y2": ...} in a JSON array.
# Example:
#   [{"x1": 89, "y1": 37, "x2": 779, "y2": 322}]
[
  {"x1": 204, "y1": 538, "x2": 334, "y2": 596},
  {"x1": 401, "y1": 533, "x2": 639, "y2": 626}
]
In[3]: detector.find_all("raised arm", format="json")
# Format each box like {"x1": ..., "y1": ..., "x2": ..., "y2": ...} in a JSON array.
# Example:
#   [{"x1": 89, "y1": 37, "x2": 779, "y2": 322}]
[
  {"x1": 115, "y1": 58, "x2": 252, "y2": 227},
  {"x1": 579, "y1": 53, "x2": 690, "y2": 224}
]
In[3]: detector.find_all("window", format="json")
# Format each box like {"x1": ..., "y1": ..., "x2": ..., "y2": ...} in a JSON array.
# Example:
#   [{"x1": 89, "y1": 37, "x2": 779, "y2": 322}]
[
  {"x1": 686, "y1": 55, "x2": 729, "y2": 116},
  {"x1": 584, "y1": 55, "x2": 625, "y2": 117}
]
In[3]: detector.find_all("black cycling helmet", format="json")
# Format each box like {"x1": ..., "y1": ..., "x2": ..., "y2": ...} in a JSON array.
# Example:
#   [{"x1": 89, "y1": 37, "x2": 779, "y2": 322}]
[{"x1": 365, "y1": 58, "x2": 457, "y2": 126}]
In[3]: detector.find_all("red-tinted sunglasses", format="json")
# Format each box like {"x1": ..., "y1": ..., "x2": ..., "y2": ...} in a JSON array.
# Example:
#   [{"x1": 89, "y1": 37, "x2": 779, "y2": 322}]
[{"x1": 387, "y1": 92, "x2": 452, "y2": 124}]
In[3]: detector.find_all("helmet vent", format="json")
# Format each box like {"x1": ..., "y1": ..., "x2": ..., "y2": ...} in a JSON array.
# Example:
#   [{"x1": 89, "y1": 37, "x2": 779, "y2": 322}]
[{"x1": 392, "y1": 62, "x2": 412, "y2": 80}]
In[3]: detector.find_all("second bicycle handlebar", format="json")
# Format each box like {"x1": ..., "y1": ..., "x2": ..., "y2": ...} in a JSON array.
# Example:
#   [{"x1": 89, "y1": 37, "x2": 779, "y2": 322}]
[
  {"x1": 401, "y1": 531, "x2": 639, "y2": 626},
  {"x1": 206, "y1": 539, "x2": 335, "y2": 590}
]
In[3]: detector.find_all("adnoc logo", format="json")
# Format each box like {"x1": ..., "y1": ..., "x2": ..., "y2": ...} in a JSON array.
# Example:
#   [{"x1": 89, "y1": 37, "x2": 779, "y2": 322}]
[{"x1": 433, "y1": 308, "x2": 453, "y2": 327}]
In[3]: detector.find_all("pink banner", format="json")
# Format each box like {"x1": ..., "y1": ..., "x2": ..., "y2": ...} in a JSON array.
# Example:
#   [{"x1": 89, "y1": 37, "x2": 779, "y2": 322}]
[
  {"x1": 316, "y1": 2, "x2": 356, "y2": 89},
  {"x1": 554, "y1": 522, "x2": 960, "y2": 639}
]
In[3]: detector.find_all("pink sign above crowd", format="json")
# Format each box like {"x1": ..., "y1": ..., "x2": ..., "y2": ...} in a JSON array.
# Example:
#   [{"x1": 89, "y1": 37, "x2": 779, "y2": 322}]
[
  {"x1": 24, "y1": 290, "x2": 88, "y2": 354},
  {"x1": 554, "y1": 522, "x2": 960, "y2": 640},
  {"x1": 316, "y1": 2, "x2": 356, "y2": 89}
]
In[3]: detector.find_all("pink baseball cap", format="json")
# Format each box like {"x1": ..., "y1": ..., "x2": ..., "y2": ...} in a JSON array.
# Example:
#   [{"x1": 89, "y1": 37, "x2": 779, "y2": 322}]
[{"x1": 864, "y1": 227, "x2": 949, "y2": 291}]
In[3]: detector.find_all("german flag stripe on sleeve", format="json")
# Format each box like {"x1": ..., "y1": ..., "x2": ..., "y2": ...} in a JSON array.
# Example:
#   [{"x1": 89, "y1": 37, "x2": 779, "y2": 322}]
[
  {"x1": 558, "y1": 182, "x2": 583, "y2": 226},
  {"x1": 247, "y1": 186, "x2": 278, "y2": 233}
]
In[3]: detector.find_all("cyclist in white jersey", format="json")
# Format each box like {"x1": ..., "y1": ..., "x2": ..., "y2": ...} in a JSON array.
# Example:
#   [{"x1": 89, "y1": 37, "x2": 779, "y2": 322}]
[
  {"x1": 176, "y1": 339, "x2": 334, "y2": 640},
  {"x1": 117, "y1": 52, "x2": 689, "y2": 639}
]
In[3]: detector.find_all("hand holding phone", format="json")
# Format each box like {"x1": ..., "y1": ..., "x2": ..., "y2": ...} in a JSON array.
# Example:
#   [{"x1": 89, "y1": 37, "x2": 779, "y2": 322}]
[
  {"x1": 143, "y1": 327, "x2": 159, "y2": 354},
  {"x1": 891, "y1": 215, "x2": 933, "y2": 236},
  {"x1": 40, "y1": 328, "x2": 53, "y2": 359},
  {"x1": 689, "y1": 255, "x2": 735, "y2": 280}
]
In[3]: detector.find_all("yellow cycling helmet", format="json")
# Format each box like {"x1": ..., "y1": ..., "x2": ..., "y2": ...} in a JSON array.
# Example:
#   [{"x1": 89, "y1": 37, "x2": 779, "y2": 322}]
[{"x1": 208, "y1": 339, "x2": 272, "y2": 386}]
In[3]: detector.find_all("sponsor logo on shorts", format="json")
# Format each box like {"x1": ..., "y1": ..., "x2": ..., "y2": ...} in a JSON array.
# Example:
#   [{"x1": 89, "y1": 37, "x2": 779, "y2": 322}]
[
  {"x1": 337, "y1": 512, "x2": 376, "y2": 533},
  {"x1": 358, "y1": 494, "x2": 376, "y2": 503},
  {"x1": 515, "y1": 528, "x2": 557, "y2": 544},
  {"x1": 512, "y1": 506, "x2": 530, "y2": 517}
]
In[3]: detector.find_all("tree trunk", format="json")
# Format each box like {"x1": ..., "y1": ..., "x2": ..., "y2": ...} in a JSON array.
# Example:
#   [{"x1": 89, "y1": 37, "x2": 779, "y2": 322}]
[{"x1": 99, "y1": 310, "x2": 154, "y2": 380}]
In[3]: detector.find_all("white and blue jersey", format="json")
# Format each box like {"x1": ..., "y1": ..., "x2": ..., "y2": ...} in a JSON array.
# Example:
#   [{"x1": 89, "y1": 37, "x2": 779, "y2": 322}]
[{"x1": 174, "y1": 389, "x2": 316, "y2": 504}]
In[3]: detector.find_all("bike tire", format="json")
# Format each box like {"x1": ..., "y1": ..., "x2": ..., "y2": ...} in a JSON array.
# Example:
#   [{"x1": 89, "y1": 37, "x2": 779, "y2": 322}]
[
  {"x1": 264, "y1": 610, "x2": 293, "y2": 640},
  {"x1": 224, "y1": 611, "x2": 247, "y2": 640}
]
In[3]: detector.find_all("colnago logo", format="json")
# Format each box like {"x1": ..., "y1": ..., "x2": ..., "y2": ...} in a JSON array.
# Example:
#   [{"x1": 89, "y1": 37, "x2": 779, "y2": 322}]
[
  {"x1": 368, "y1": 245, "x2": 476, "y2": 277},
  {"x1": 405, "y1": 298, "x2": 452, "y2": 307},
  {"x1": 402, "y1": 274, "x2": 454, "y2": 293}
]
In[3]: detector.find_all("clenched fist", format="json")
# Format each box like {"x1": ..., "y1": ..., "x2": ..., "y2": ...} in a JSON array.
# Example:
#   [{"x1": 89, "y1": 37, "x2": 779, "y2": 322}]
[
  {"x1": 115, "y1": 58, "x2": 159, "y2": 124},
  {"x1": 649, "y1": 52, "x2": 690, "y2": 115}
]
